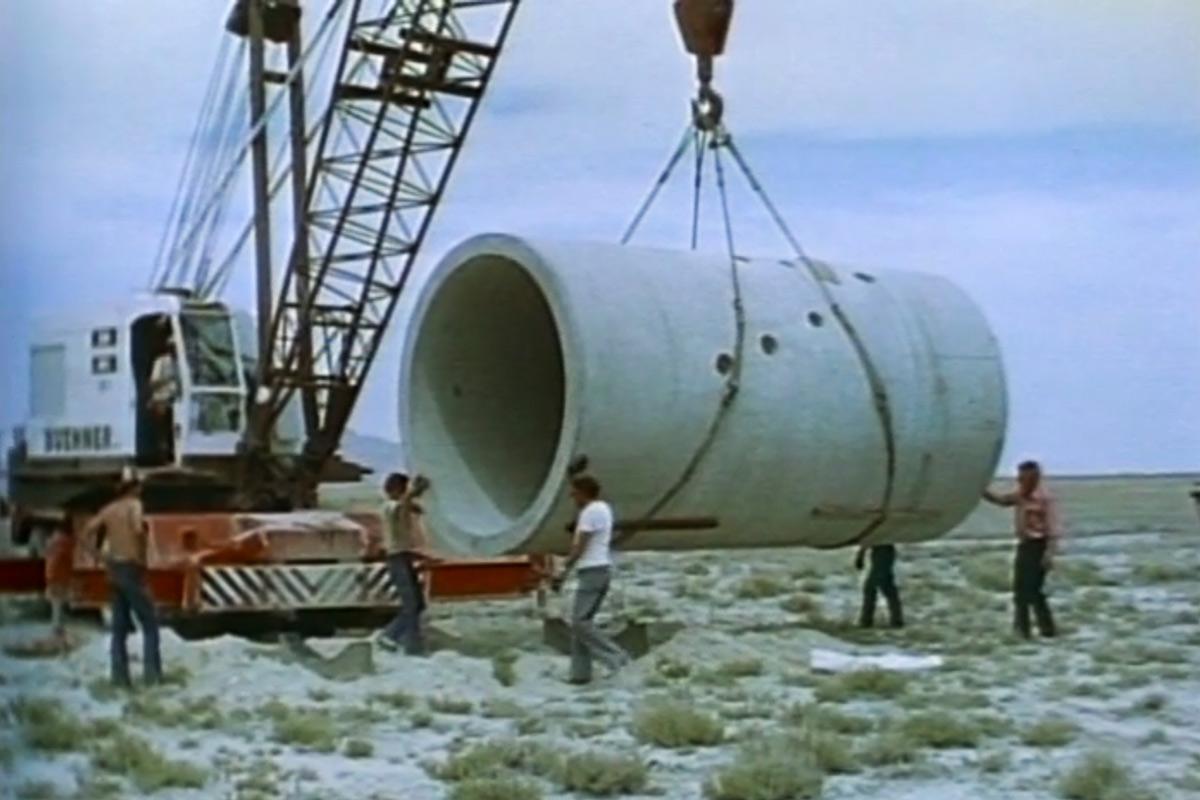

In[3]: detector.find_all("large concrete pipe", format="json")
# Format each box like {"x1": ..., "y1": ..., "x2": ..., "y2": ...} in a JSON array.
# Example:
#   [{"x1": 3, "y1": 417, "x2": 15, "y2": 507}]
[{"x1": 400, "y1": 234, "x2": 1006, "y2": 556}]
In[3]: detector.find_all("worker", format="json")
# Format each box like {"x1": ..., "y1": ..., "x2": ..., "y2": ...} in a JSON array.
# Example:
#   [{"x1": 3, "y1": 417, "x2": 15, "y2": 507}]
[
  {"x1": 44, "y1": 513, "x2": 80, "y2": 645},
  {"x1": 855, "y1": 543, "x2": 904, "y2": 629},
  {"x1": 82, "y1": 469, "x2": 163, "y2": 687},
  {"x1": 147, "y1": 329, "x2": 180, "y2": 465},
  {"x1": 557, "y1": 475, "x2": 631, "y2": 685},
  {"x1": 982, "y1": 460, "x2": 1060, "y2": 640},
  {"x1": 374, "y1": 472, "x2": 430, "y2": 656}
]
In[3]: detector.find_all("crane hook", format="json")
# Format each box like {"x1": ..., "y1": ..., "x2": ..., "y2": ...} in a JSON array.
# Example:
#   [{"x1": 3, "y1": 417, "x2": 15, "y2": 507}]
[{"x1": 674, "y1": 0, "x2": 734, "y2": 132}]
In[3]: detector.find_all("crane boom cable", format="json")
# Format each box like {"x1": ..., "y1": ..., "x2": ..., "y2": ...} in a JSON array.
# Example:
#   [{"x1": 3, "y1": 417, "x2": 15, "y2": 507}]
[
  {"x1": 190, "y1": 75, "x2": 251, "y2": 291},
  {"x1": 164, "y1": 2, "x2": 350, "y2": 276},
  {"x1": 162, "y1": 41, "x2": 248, "y2": 291},
  {"x1": 150, "y1": 35, "x2": 235, "y2": 290},
  {"x1": 619, "y1": 123, "x2": 694, "y2": 245},
  {"x1": 155, "y1": 38, "x2": 245, "y2": 290},
  {"x1": 199, "y1": 6, "x2": 347, "y2": 301},
  {"x1": 689, "y1": 127, "x2": 706, "y2": 250}
]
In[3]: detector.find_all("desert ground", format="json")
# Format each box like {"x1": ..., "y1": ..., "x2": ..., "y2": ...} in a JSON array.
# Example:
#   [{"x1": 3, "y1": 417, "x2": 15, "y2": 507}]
[{"x1": 2, "y1": 475, "x2": 1198, "y2": 800}]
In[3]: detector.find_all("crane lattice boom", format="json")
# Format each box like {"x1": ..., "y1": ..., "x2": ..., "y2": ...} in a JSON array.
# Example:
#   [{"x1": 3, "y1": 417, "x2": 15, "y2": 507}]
[{"x1": 253, "y1": 0, "x2": 521, "y2": 501}]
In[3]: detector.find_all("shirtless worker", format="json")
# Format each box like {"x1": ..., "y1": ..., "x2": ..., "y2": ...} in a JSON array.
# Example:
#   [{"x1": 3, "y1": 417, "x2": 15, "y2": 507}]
[
  {"x1": 557, "y1": 475, "x2": 631, "y2": 685},
  {"x1": 81, "y1": 469, "x2": 163, "y2": 687},
  {"x1": 983, "y1": 460, "x2": 1061, "y2": 640}
]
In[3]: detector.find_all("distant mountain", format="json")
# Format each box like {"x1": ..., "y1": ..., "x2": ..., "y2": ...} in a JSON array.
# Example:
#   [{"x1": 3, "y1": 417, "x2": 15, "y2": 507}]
[{"x1": 340, "y1": 430, "x2": 405, "y2": 477}]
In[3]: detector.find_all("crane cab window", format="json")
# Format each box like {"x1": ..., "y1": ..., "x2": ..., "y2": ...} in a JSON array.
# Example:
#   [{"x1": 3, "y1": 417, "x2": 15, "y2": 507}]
[
  {"x1": 179, "y1": 310, "x2": 244, "y2": 436},
  {"x1": 179, "y1": 312, "x2": 240, "y2": 387},
  {"x1": 30, "y1": 344, "x2": 67, "y2": 418}
]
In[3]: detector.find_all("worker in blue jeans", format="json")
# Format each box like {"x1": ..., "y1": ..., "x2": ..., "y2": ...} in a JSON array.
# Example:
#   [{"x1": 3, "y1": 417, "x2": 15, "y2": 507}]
[
  {"x1": 374, "y1": 473, "x2": 431, "y2": 655},
  {"x1": 555, "y1": 475, "x2": 631, "y2": 685},
  {"x1": 856, "y1": 544, "x2": 905, "y2": 629},
  {"x1": 83, "y1": 472, "x2": 162, "y2": 687}
]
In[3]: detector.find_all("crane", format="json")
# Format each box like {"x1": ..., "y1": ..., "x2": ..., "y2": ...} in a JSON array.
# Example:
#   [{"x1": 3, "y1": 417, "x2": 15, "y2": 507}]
[{"x1": 1, "y1": 0, "x2": 744, "y2": 626}]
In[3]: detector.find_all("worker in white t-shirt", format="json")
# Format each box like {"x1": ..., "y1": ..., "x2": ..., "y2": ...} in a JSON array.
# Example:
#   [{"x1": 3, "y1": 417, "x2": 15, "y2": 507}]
[{"x1": 559, "y1": 475, "x2": 631, "y2": 685}]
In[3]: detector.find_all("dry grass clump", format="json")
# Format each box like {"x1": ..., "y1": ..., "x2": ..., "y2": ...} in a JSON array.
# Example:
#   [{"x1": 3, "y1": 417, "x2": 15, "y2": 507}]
[
  {"x1": 716, "y1": 658, "x2": 765, "y2": 679},
  {"x1": 977, "y1": 750, "x2": 1011, "y2": 774},
  {"x1": 1093, "y1": 642, "x2": 1187, "y2": 667},
  {"x1": 556, "y1": 750, "x2": 649, "y2": 796},
  {"x1": 780, "y1": 593, "x2": 820, "y2": 615},
  {"x1": 859, "y1": 731, "x2": 923, "y2": 767},
  {"x1": 782, "y1": 703, "x2": 873, "y2": 735},
  {"x1": 73, "y1": 775, "x2": 123, "y2": 799},
  {"x1": 429, "y1": 695, "x2": 476, "y2": 715},
  {"x1": 813, "y1": 668, "x2": 909, "y2": 702},
  {"x1": 1130, "y1": 692, "x2": 1169, "y2": 714},
  {"x1": 90, "y1": 731, "x2": 208, "y2": 792},
  {"x1": 654, "y1": 656, "x2": 692, "y2": 681},
  {"x1": 898, "y1": 711, "x2": 984, "y2": 749},
  {"x1": 343, "y1": 738, "x2": 375, "y2": 758},
  {"x1": 704, "y1": 736, "x2": 823, "y2": 800},
  {"x1": 260, "y1": 702, "x2": 337, "y2": 752},
  {"x1": 961, "y1": 555, "x2": 1011, "y2": 592},
  {"x1": 492, "y1": 651, "x2": 519, "y2": 687},
  {"x1": 1022, "y1": 717, "x2": 1078, "y2": 748},
  {"x1": 430, "y1": 738, "x2": 561, "y2": 782},
  {"x1": 1058, "y1": 560, "x2": 1118, "y2": 587},
  {"x1": 123, "y1": 693, "x2": 225, "y2": 730},
  {"x1": 338, "y1": 703, "x2": 389, "y2": 725},
  {"x1": 449, "y1": 776, "x2": 543, "y2": 800},
  {"x1": 1058, "y1": 752, "x2": 1152, "y2": 800},
  {"x1": 12, "y1": 697, "x2": 86, "y2": 752},
  {"x1": 233, "y1": 758, "x2": 281, "y2": 796},
  {"x1": 1131, "y1": 559, "x2": 1191, "y2": 583},
  {"x1": 15, "y1": 781, "x2": 58, "y2": 800},
  {"x1": 631, "y1": 699, "x2": 725, "y2": 748},
  {"x1": 481, "y1": 697, "x2": 526, "y2": 719},
  {"x1": 734, "y1": 573, "x2": 790, "y2": 599},
  {"x1": 375, "y1": 689, "x2": 415, "y2": 709},
  {"x1": 802, "y1": 728, "x2": 858, "y2": 775}
]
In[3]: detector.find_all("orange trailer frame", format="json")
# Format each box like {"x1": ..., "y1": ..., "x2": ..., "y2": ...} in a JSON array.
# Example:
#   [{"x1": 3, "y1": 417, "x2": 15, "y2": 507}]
[{"x1": 0, "y1": 509, "x2": 552, "y2": 617}]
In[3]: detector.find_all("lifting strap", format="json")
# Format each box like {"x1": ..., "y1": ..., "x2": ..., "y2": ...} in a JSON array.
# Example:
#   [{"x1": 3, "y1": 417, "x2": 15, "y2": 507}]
[{"x1": 619, "y1": 79, "x2": 898, "y2": 548}]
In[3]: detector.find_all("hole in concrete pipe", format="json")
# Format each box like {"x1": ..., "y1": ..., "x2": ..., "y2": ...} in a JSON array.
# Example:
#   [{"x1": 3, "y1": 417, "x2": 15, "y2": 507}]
[
  {"x1": 854, "y1": 271, "x2": 877, "y2": 283},
  {"x1": 715, "y1": 352, "x2": 735, "y2": 374},
  {"x1": 760, "y1": 334, "x2": 779, "y2": 355},
  {"x1": 409, "y1": 255, "x2": 565, "y2": 534},
  {"x1": 807, "y1": 311, "x2": 824, "y2": 327}
]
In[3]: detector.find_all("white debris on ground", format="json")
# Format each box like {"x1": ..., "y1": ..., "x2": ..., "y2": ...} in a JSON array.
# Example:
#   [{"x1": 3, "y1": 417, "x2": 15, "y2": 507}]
[
  {"x1": 2, "y1": 477, "x2": 1200, "y2": 800},
  {"x1": 809, "y1": 648, "x2": 944, "y2": 674}
]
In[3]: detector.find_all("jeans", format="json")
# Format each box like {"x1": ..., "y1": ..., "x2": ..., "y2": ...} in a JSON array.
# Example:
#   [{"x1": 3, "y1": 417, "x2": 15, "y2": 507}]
[
  {"x1": 1013, "y1": 538, "x2": 1056, "y2": 638},
  {"x1": 860, "y1": 545, "x2": 904, "y2": 628},
  {"x1": 107, "y1": 560, "x2": 162, "y2": 686},
  {"x1": 570, "y1": 566, "x2": 629, "y2": 682},
  {"x1": 383, "y1": 552, "x2": 426, "y2": 655}
]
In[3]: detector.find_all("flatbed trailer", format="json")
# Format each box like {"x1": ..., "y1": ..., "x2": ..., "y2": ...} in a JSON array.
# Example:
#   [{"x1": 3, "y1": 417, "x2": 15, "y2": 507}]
[{"x1": 0, "y1": 509, "x2": 551, "y2": 626}]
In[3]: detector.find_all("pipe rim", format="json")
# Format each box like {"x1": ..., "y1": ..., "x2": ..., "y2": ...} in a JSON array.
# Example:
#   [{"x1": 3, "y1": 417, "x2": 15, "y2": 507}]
[{"x1": 399, "y1": 233, "x2": 582, "y2": 555}]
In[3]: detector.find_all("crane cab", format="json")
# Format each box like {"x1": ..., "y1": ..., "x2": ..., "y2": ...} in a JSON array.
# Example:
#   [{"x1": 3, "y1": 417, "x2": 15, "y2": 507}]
[
  {"x1": 6, "y1": 293, "x2": 301, "y2": 539},
  {"x1": 24, "y1": 294, "x2": 249, "y2": 465}
]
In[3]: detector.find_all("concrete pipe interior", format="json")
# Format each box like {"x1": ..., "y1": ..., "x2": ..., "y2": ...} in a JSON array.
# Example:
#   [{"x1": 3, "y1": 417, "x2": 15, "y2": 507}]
[{"x1": 409, "y1": 254, "x2": 566, "y2": 541}]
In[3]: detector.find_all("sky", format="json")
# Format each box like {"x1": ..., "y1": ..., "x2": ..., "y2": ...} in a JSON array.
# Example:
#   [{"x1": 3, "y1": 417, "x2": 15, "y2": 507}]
[{"x1": 1, "y1": 0, "x2": 1198, "y2": 475}]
